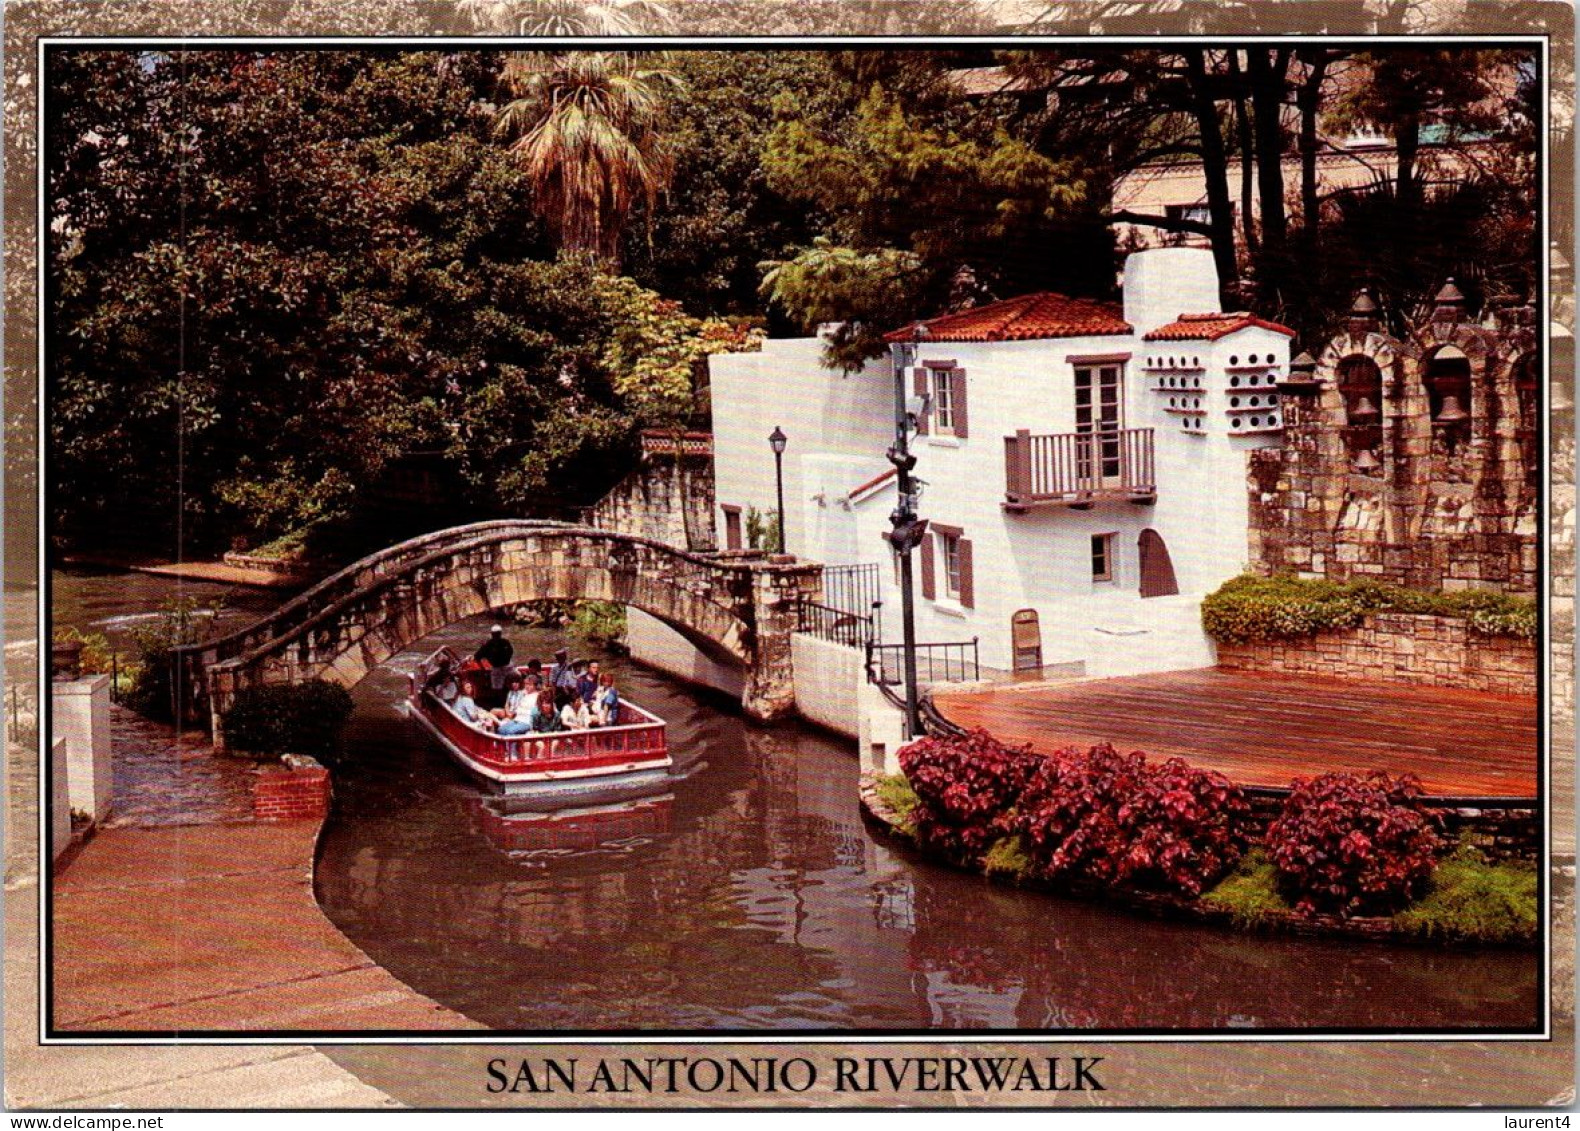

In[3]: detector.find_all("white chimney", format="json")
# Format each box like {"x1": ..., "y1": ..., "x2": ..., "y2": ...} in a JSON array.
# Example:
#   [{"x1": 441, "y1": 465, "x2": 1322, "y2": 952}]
[{"x1": 1122, "y1": 247, "x2": 1221, "y2": 338}]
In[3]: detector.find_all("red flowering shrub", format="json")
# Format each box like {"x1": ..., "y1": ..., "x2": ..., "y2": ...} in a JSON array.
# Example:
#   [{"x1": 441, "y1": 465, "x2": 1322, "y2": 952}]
[
  {"x1": 899, "y1": 729, "x2": 1040, "y2": 861},
  {"x1": 1016, "y1": 745, "x2": 1251, "y2": 897},
  {"x1": 1265, "y1": 771, "x2": 1443, "y2": 916}
]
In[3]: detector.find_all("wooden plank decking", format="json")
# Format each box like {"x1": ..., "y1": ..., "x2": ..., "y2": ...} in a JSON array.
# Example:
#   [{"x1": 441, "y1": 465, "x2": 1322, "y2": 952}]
[{"x1": 931, "y1": 668, "x2": 1540, "y2": 800}]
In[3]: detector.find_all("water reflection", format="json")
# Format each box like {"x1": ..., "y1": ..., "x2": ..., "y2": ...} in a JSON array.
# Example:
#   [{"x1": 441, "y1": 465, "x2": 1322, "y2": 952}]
[{"x1": 313, "y1": 616, "x2": 1539, "y2": 1034}]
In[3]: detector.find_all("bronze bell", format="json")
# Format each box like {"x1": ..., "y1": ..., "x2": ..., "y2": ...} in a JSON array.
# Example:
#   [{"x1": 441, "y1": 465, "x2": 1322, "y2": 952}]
[
  {"x1": 1350, "y1": 394, "x2": 1380, "y2": 422},
  {"x1": 1435, "y1": 393, "x2": 1470, "y2": 424},
  {"x1": 1353, "y1": 449, "x2": 1381, "y2": 475}
]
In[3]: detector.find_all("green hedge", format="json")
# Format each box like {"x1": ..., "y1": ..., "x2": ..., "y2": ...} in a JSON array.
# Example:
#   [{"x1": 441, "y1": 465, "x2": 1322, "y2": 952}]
[
  {"x1": 1201, "y1": 573, "x2": 1537, "y2": 644},
  {"x1": 220, "y1": 679, "x2": 355, "y2": 760}
]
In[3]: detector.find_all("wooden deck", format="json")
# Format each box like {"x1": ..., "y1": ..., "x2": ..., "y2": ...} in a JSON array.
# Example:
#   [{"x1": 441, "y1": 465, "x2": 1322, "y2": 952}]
[{"x1": 932, "y1": 668, "x2": 1539, "y2": 801}]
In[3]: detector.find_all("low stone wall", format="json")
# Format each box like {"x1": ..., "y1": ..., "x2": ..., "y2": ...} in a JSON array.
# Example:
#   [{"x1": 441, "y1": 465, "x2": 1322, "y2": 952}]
[
  {"x1": 1215, "y1": 613, "x2": 1535, "y2": 698},
  {"x1": 790, "y1": 632, "x2": 863, "y2": 739},
  {"x1": 220, "y1": 550, "x2": 313, "y2": 579},
  {"x1": 253, "y1": 755, "x2": 332, "y2": 821}
]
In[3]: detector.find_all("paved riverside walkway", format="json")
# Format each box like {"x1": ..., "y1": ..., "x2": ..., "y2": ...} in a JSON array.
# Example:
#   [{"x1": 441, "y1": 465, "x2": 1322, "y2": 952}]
[
  {"x1": 51, "y1": 821, "x2": 480, "y2": 1033},
  {"x1": 6, "y1": 694, "x2": 479, "y2": 1107},
  {"x1": 933, "y1": 667, "x2": 1540, "y2": 800}
]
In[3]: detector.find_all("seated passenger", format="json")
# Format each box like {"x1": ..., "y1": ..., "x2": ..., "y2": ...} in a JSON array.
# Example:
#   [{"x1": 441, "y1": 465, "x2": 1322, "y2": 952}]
[
  {"x1": 577, "y1": 661, "x2": 600, "y2": 706},
  {"x1": 495, "y1": 675, "x2": 527, "y2": 720},
  {"x1": 592, "y1": 671, "x2": 620, "y2": 726},
  {"x1": 561, "y1": 696, "x2": 591, "y2": 730},
  {"x1": 530, "y1": 689, "x2": 561, "y2": 733},
  {"x1": 453, "y1": 680, "x2": 497, "y2": 731},
  {"x1": 497, "y1": 686, "x2": 535, "y2": 736}
]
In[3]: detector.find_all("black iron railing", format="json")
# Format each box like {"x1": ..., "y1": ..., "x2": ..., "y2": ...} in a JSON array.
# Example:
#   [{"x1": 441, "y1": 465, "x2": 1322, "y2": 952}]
[
  {"x1": 821, "y1": 562, "x2": 883, "y2": 619},
  {"x1": 795, "y1": 600, "x2": 875, "y2": 649},
  {"x1": 865, "y1": 639, "x2": 980, "y2": 688}
]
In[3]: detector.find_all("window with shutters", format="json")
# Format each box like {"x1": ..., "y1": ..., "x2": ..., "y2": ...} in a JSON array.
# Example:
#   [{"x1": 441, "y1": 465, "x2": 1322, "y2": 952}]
[
  {"x1": 941, "y1": 531, "x2": 963, "y2": 597},
  {"x1": 931, "y1": 366, "x2": 955, "y2": 433},
  {"x1": 925, "y1": 524, "x2": 973, "y2": 609},
  {"x1": 916, "y1": 361, "x2": 967, "y2": 439}
]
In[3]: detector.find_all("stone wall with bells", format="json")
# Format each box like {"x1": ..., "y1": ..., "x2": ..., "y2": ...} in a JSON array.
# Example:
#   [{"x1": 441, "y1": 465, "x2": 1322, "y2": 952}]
[{"x1": 1247, "y1": 281, "x2": 1540, "y2": 595}]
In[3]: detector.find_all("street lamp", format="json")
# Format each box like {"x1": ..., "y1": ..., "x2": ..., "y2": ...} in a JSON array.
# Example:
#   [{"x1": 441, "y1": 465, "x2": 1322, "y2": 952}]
[
  {"x1": 885, "y1": 322, "x2": 930, "y2": 739},
  {"x1": 768, "y1": 425, "x2": 788, "y2": 555}
]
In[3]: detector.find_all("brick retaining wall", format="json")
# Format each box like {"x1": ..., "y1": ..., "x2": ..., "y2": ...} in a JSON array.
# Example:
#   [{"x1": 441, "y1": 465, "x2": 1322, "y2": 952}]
[
  {"x1": 253, "y1": 755, "x2": 331, "y2": 821},
  {"x1": 1215, "y1": 613, "x2": 1535, "y2": 699}
]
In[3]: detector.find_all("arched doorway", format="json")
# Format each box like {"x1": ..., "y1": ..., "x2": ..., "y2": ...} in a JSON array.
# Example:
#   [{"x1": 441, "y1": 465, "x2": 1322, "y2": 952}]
[{"x1": 1138, "y1": 529, "x2": 1179, "y2": 598}]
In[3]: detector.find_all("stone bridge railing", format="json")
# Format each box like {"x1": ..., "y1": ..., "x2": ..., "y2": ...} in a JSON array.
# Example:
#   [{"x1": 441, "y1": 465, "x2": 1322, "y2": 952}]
[{"x1": 171, "y1": 521, "x2": 822, "y2": 745}]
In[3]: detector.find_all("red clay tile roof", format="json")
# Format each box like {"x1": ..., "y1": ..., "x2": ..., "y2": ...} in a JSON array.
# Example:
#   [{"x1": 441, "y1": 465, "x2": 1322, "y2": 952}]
[
  {"x1": 1143, "y1": 311, "x2": 1296, "y2": 341},
  {"x1": 846, "y1": 467, "x2": 896, "y2": 503},
  {"x1": 884, "y1": 292, "x2": 1132, "y2": 343}
]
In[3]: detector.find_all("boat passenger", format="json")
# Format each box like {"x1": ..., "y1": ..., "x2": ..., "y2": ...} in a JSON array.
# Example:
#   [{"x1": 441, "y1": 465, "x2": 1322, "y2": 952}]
[
  {"x1": 551, "y1": 649, "x2": 579, "y2": 698},
  {"x1": 497, "y1": 684, "x2": 535, "y2": 736},
  {"x1": 474, "y1": 625, "x2": 515, "y2": 700},
  {"x1": 494, "y1": 675, "x2": 527, "y2": 720},
  {"x1": 561, "y1": 697, "x2": 591, "y2": 731},
  {"x1": 592, "y1": 671, "x2": 620, "y2": 726},
  {"x1": 531, "y1": 689, "x2": 561, "y2": 733},
  {"x1": 454, "y1": 680, "x2": 498, "y2": 731},
  {"x1": 524, "y1": 658, "x2": 543, "y2": 685},
  {"x1": 578, "y1": 661, "x2": 600, "y2": 706}
]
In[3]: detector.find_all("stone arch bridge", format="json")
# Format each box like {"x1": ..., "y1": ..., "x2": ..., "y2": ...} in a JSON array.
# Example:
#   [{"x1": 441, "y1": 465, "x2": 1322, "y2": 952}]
[{"x1": 171, "y1": 521, "x2": 822, "y2": 747}]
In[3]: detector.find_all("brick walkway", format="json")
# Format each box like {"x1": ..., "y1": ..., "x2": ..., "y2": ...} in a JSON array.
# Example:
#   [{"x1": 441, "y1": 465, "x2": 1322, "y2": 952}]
[
  {"x1": 934, "y1": 667, "x2": 1539, "y2": 800},
  {"x1": 51, "y1": 822, "x2": 480, "y2": 1033},
  {"x1": 44, "y1": 704, "x2": 481, "y2": 1035}
]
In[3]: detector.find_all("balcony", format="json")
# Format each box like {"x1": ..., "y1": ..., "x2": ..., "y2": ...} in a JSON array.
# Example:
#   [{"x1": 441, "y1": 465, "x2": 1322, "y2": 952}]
[{"x1": 1003, "y1": 428, "x2": 1157, "y2": 512}]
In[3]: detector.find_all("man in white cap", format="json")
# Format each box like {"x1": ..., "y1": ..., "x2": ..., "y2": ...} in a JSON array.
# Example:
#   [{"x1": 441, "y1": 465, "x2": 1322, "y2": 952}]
[{"x1": 474, "y1": 624, "x2": 515, "y2": 703}]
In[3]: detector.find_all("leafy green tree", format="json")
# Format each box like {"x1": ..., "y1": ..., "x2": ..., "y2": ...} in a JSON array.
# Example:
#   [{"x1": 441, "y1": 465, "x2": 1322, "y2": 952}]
[
  {"x1": 760, "y1": 85, "x2": 1096, "y2": 366},
  {"x1": 619, "y1": 50, "x2": 840, "y2": 319},
  {"x1": 460, "y1": 0, "x2": 673, "y2": 35},
  {"x1": 48, "y1": 49, "x2": 760, "y2": 561},
  {"x1": 493, "y1": 51, "x2": 681, "y2": 266}
]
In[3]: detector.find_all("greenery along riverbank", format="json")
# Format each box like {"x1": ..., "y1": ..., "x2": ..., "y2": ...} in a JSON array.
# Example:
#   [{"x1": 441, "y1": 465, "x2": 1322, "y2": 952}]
[
  {"x1": 1201, "y1": 573, "x2": 1538, "y2": 643},
  {"x1": 868, "y1": 730, "x2": 1537, "y2": 946}
]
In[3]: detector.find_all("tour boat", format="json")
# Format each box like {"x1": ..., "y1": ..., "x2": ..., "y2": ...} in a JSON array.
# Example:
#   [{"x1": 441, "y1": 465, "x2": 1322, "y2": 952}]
[{"x1": 407, "y1": 646, "x2": 673, "y2": 803}]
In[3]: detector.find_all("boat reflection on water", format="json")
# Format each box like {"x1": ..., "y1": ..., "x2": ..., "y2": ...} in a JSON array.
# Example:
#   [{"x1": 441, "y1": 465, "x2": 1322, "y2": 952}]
[{"x1": 466, "y1": 792, "x2": 674, "y2": 861}]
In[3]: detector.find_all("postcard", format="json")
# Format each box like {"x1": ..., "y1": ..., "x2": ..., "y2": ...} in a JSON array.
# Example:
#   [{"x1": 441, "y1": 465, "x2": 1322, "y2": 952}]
[{"x1": 3, "y1": 0, "x2": 1573, "y2": 1115}]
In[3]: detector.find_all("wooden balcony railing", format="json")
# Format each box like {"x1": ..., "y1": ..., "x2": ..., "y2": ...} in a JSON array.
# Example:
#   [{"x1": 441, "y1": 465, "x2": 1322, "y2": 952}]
[{"x1": 1003, "y1": 428, "x2": 1157, "y2": 511}]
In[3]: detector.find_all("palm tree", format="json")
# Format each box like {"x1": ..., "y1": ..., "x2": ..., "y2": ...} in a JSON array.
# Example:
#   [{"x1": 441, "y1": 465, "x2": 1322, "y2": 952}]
[
  {"x1": 494, "y1": 52, "x2": 680, "y2": 266},
  {"x1": 460, "y1": 0, "x2": 674, "y2": 36}
]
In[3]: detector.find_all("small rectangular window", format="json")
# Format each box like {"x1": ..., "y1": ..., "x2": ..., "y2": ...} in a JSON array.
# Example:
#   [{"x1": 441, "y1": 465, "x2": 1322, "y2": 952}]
[
  {"x1": 1091, "y1": 533, "x2": 1115, "y2": 583},
  {"x1": 930, "y1": 367, "x2": 954, "y2": 433},
  {"x1": 941, "y1": 531, "x2": 963, "y2": 598}
]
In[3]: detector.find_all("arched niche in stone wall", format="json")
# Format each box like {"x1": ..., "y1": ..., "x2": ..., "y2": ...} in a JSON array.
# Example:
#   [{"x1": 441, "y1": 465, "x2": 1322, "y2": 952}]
[
  {"x1": 1410, "y1": 323, "x2": 1496, "y2": 449},
  {"x1": 1315, "y1": 333, "x2": 1406, "y2": 478},
  {"x1": 1420, "y1": 343, "x2": 1473, "y2": 447},
  {"x1": 1336, "y1": 354, "x2": 1384, "y2": 465}
]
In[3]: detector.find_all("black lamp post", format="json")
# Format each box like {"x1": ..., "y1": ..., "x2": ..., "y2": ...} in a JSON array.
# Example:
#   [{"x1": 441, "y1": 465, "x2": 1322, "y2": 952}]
[
  {"x1": 886, "y1": 323, "x2": 930, "y2": 738},
  {"x1": 768, "y1": 426, "x2": 788, "y2": 555}
]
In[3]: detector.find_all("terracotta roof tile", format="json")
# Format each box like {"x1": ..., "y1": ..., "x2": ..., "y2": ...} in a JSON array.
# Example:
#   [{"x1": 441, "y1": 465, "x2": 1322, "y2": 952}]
[
  {"x1": 1143, "y1": 311, "x2": 1296, "y2": 341},
  {"x1": 885, "y1": 292, "x2": 1131, "y2": 343},
  {"x1": 846, "y1": 467, "x2": 896, "y2": 503}
]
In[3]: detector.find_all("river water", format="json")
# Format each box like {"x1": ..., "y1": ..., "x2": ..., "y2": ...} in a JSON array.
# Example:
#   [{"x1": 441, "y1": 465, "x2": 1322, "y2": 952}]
[{"x1": 53, "y1": 569, "x2": 1541, "y2": 1034}]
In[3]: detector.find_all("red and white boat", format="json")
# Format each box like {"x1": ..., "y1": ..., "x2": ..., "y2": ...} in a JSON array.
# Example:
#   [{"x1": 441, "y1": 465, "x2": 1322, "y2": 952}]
[{"x1": 407, "y1": 646, "x2": 673, "y2": 804}]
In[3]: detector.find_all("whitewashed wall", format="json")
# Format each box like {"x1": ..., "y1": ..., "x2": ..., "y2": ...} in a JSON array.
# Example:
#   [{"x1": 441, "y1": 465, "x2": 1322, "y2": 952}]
[
  {"x1": 710, "y1": 337, "x2": 893, "y2": 558},
  {"x1": 706, "y1": 248, "x2": 1290, "y2": 680}
]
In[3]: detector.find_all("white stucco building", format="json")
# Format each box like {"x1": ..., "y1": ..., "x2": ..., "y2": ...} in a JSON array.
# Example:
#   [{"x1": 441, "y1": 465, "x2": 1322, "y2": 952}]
[{"x1": 707, "y1": 247, "x2": 1295, "y2": 680}]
